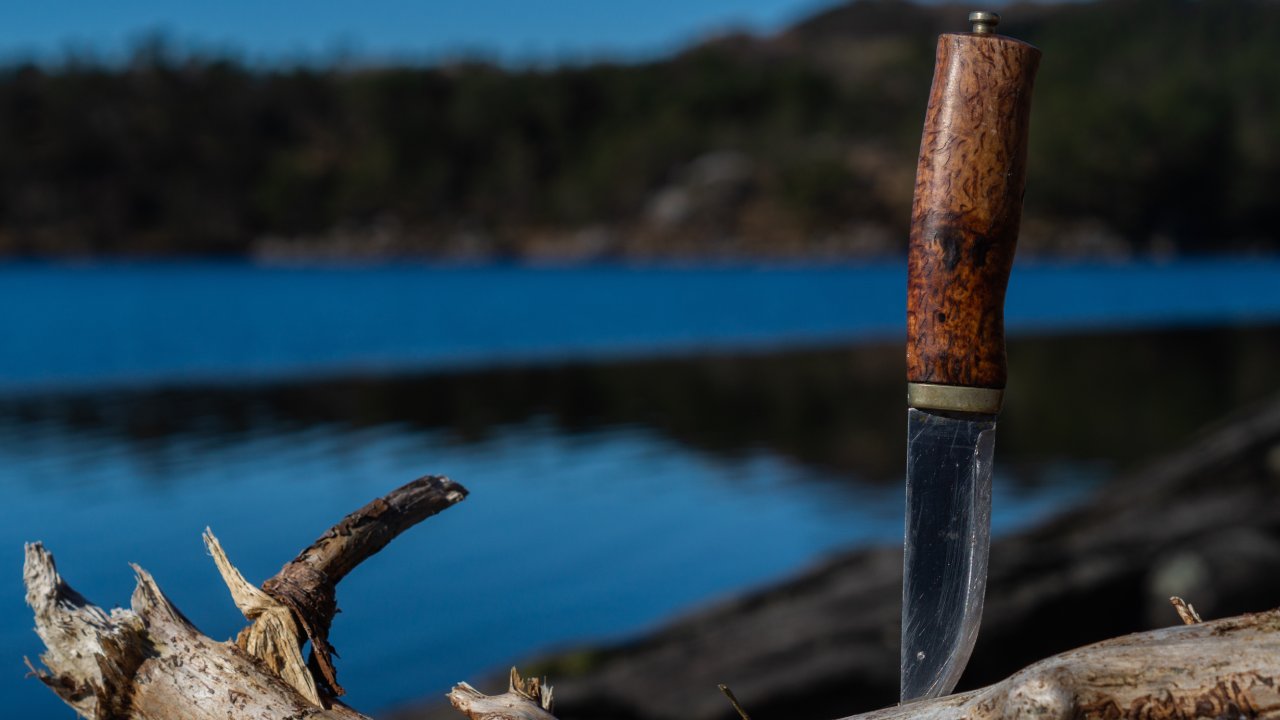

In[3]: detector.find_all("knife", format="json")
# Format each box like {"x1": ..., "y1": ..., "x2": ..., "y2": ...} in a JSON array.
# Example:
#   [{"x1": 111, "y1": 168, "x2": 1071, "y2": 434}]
[{"x1": 900, "y1": 11, "x2": 1039, "y2": 703}]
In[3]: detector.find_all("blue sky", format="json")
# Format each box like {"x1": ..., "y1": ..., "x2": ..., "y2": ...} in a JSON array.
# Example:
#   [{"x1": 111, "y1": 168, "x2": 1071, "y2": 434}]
[{"x1": 0, "y1": 0, "x2": 840, "y2": 65}]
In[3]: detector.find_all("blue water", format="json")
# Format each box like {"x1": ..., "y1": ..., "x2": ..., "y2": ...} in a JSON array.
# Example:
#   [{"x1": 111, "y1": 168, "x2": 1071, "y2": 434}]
[
  {"x1": 3, "y1": 258, "x2": 1277, "y2": 718},
  {"x1": 3, "y1": 258, "x2": 1279, "y2": 394},
  {"x1": 1, "y1": 414, "x2": 1092, "y2": 719}
]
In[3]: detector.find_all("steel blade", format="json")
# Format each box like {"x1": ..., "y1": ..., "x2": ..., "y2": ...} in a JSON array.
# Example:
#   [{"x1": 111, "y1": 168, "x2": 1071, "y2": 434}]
[{"x1": 900, "y1": 407, "x2": 996, "y2": 702}]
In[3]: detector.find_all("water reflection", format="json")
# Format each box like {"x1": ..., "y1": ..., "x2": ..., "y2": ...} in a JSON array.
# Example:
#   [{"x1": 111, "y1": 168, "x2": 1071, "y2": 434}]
[{"x1": 8, "y1": 323, "x2": 1280, "y2": 484}]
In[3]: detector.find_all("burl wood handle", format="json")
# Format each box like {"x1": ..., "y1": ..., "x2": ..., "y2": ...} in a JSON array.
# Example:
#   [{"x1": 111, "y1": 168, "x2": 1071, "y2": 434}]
[{"x1": 906, "y1": 29, "x2": 1040, "y2": 391}]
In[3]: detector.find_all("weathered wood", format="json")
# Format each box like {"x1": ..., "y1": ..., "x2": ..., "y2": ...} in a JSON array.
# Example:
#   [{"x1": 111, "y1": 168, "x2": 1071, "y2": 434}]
[
  {"x1": 906, "y1": 32, "x2": 1039, "y2": 389},
  {"x1": 442, "y1": 608, "x2": 1280, "y2": 720},
  {"x1": 449, "y1": 668, "x2": 558, "y2": 720},
  {"x1": 260, "y1": 475, "x2": 468, "y2": 696},
  {"x1": 24, "y1": 543, "x2": 369, "y2": 720},
  {"x1": 23, "y1": 474, "x2": 467, "y2": 720},
  {"x1": 850, "y1": 609, "x2": 1280, "y2": 720}
]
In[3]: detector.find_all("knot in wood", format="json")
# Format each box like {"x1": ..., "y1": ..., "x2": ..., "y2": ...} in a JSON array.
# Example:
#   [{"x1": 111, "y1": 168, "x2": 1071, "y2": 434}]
[
  {"x1": 1004, "y1": 673, "x2": 1075, "y2": 720},
  {"x1": 263, "y1": 567, "x2": 336, "y2": 623}
]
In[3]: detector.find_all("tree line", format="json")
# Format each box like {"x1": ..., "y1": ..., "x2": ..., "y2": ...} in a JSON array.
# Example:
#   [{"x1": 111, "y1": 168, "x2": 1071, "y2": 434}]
[{"x1": 0, "y1": 0, "x2": 1275, "y2": 258}]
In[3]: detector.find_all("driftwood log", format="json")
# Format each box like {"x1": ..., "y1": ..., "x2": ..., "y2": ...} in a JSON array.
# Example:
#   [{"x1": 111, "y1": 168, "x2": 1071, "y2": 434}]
[
  {"x1": 22, "y1": 397, "x2": 1280, "y2": 720},
  {"x1": 447, "y1": 604, "x2": 1280, "y2": 720}
]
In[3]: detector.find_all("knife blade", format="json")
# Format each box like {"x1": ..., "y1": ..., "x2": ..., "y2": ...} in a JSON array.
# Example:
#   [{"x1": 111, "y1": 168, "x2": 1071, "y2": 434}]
[{"x1": 900, "y1": 11, "x2": 1039, "y2": 703}]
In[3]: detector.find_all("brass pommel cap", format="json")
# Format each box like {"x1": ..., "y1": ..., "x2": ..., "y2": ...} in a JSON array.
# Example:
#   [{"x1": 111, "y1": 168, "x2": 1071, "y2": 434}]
[{"x1": 968, "y1": 11, "x2": 1000, "y2": 34}]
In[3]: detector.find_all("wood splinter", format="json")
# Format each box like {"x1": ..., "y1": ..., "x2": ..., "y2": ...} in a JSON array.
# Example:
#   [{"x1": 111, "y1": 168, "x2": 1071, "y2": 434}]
[
  {"x1": 448, "y1": 667, "x2": 557, "y2": 720},
  {"x1": 1170, "y1": 595, "x2": 1204, "y2": 625}
]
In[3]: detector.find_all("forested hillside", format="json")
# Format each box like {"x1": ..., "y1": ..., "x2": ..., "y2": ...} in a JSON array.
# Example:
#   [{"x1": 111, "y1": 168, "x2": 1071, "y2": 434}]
[{"x1": 1, "y1": 0, "x2": 1275, "y2": 259}]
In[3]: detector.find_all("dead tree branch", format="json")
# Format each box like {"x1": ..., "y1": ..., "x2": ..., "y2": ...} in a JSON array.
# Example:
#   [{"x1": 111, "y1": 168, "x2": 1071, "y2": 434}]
[
  {"x1": 259, "y1": 475, "x2": 467, "y2": 697},
  {"x1": 24, "y1": 474, "x2": 466, "y2": 719}
]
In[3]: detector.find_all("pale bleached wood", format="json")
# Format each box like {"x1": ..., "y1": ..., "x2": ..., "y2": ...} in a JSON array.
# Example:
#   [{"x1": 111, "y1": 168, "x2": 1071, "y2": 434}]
[
  {"x1": 24, "y1": 542, "x2": 367, "y2": 720},
  {"x1": 23, "y1": 474, "x2": 467, "y2": 720},
  {"x1": 445, "y1": 609, "x2": 1280, "y2": 720},
  {"x1": 448, "y1": 668, "x2": 558, "y2": 720},
  {"x1": 836, "y1": 609, "x2": 1280, "y2": 720}
]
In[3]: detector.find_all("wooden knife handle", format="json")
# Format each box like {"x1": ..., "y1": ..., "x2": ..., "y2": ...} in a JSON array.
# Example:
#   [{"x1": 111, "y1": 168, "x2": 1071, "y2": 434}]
[{"x1": 906, "y1": 30, "x2": 1040, "y2": 390}]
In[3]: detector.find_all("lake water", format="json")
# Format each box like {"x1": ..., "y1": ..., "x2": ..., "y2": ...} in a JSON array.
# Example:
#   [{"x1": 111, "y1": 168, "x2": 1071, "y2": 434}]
[
  {"x1": 5, "y1": 259, "x2": 1280, "y2": 718},
  {"x1": 3, "y1": 258, "x2": 1280, "y2": 393}
]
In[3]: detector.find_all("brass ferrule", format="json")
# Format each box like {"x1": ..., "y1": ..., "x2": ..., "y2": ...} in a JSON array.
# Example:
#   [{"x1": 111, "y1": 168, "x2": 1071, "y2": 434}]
[{"x1": 907, "y1": 382, "x2": 1003, "y2": 414}]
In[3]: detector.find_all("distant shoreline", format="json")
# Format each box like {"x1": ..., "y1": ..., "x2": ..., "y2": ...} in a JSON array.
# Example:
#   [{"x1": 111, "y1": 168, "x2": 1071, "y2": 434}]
[{"x1": 3, "y1": 1, "x2": 1278, "y2": 259}]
